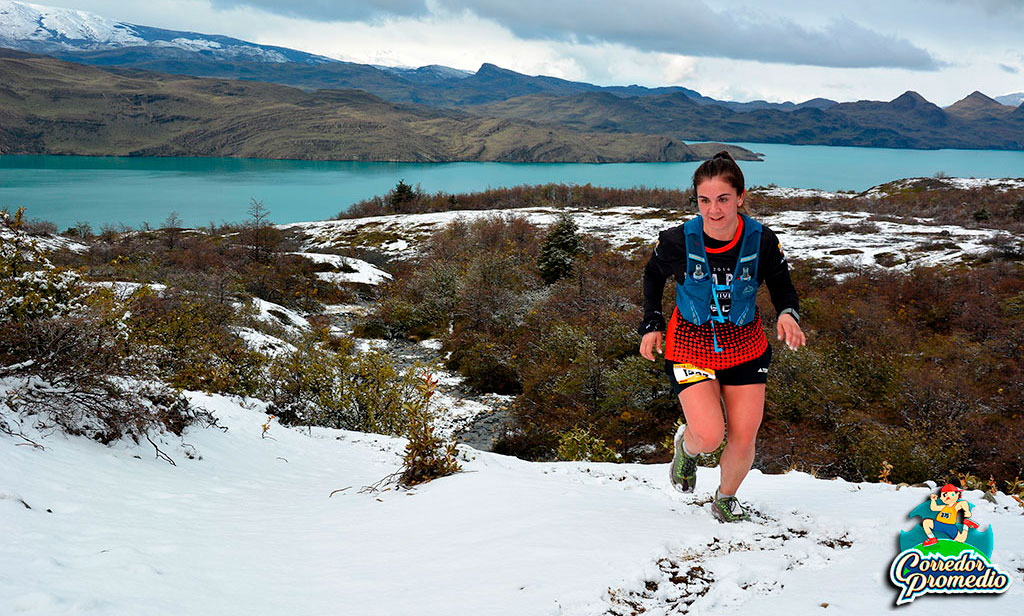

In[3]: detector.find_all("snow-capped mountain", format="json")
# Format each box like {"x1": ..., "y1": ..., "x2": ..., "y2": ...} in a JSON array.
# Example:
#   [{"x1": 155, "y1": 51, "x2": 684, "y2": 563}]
[
  {"x1": 996, "y1": 92, "x2": 1024, "y2": 107},
  {"x1": 0, "y1": 0, "x2": 335, "y2": 63},
  {"x1": 0, "y1": 0, "x2": 477, "y2": 84},
  {"x1": 377, "y1": 63, "x2": 474, "y2": 83}
]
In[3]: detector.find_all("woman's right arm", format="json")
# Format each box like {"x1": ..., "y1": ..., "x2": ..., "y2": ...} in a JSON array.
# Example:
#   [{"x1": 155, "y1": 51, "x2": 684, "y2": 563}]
[{"x1": 639, "y1": 231, "x2": 674, "y2": 360}]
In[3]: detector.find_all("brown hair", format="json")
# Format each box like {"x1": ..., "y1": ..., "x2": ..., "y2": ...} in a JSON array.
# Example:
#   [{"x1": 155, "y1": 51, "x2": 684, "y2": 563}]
[{"x1": 691, "y1": 150, "x2": 749, "y2": 213}]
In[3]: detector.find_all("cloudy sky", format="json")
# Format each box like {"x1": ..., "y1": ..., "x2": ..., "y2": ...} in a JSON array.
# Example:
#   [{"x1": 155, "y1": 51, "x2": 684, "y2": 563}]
[{"x1": 39, "y1": 0, "x2": 1024, "y2": 105}]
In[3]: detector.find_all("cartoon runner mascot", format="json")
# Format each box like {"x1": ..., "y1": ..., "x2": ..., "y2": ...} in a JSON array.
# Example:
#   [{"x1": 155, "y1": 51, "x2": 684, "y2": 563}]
[{"x1": 922, "y1": 484, "x2": 979, "y2": 547}]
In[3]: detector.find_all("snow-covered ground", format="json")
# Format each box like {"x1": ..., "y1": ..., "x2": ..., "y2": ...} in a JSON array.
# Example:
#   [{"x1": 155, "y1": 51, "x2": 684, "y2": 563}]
[
  {"x1": 861, "y1": 177, "x2": 1024, "y2": 199},
  {"x1": 284, "y1": 204, "x2": 1017, "y2": 273},
  {"x1": 0, "y1": 226, "x2": 89, "y2": 254},
  {"x1": 231, "y1": 326, "x2": 297, "y2": 357},
  {"x1": 2, "y1": 393, "x2": 1022, "y2": 615},
  {"x1": 750, "y1": 186, "x2": 856, "y2": 200},
  {"x1": 759, "y1": 210, "x2": 1006, "y2": 270}
]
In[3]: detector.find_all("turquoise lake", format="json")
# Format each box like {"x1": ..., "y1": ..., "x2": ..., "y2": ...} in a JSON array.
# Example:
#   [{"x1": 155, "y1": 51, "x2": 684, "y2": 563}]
[{"x1": 2, "y1": 143, "x2": 1023, "y2": 230}]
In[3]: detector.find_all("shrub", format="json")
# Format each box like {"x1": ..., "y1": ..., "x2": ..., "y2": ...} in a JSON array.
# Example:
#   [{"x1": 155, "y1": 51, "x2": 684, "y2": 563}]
[
  {"x1": 265, "y1": 332, "x2": 356, "y2": 427},
  {"x1": 339, "y1": 183, "x2": 687, "y2": 219},
  {"x1": 2, "y1": 377, "x2": 213, "y2": 448},
  {"x1": 264, "y1": 330, "x2": 427, "y2": 435},
  {"x1": 126, "y1": 288, "x2": 264, "y2": 396},
  {"x1": 399, "y1": 371, "x2": 462, "y2": 486},
  {"x1": 842, "y1": 422, "x2": 966, "y2": 485},
  {"x1": 444, "y1": 333, "x2": 521, "y2": 394},
  {"x1": 1, "y1": 207, "x2": 210, "y2": 450},
  {"x1": 556, "y1": 425, "x2": 619, "y2": 462}
]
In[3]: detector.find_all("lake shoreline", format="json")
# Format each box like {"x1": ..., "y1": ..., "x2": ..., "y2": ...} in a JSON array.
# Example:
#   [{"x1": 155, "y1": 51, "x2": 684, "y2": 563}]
[{"x1": 3, "y1": 144, "x2": 1024, "y2": 230}]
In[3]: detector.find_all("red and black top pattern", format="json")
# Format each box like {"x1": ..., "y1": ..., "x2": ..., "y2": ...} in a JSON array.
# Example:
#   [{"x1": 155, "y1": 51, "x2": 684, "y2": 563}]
[
  {"x1": 664, "y1": 308, "x2": 768, "y2": 369},
  {"x1": 640, "y1": 215, "x2": 798, "y2": 370}
]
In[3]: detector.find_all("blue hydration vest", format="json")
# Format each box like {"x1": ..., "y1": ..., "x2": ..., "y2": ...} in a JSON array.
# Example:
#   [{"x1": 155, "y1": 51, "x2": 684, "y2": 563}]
[{"x1": 675, "y1": 214, "x2": 762, "y2": 351}]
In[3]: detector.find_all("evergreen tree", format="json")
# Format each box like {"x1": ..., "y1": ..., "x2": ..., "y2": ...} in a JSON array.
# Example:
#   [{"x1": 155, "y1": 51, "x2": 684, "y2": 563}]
[
  {"x1": 537, "y1": 212, "x2": 584, "y2": 284},
  {"x1": 389, "y1": 179, "x2": 418, "y2": 212}
]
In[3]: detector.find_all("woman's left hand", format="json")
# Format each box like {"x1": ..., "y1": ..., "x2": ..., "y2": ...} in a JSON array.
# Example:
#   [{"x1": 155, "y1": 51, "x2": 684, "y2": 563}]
[{"x1": 777, "y1": 313, "x2": 806, "y2": 350}]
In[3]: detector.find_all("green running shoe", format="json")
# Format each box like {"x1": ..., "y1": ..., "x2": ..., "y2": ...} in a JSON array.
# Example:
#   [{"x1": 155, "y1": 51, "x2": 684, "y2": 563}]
[
  {"x1": 711, "y1": 493, "x2": 750, "y2": 523},
  {"x1": 669, "y1": 424, "x2": 697, "y2": 493}
]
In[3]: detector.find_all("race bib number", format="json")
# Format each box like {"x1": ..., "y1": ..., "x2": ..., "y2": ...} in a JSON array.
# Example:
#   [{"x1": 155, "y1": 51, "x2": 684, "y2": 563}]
[{"x1": 672, "y1": 363, "x2": 716, "y2": 385}]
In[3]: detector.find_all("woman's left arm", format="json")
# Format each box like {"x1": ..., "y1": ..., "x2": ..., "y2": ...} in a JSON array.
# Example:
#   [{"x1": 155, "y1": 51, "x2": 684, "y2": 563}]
[{"x1": 759, "y1": 227, "x2": 806, "y2": 350}]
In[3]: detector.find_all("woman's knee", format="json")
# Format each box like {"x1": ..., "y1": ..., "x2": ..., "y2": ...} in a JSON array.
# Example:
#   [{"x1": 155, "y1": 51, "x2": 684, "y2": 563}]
[
  {"x1": 678, "y1": 382, "x2": 725, "y2": 452},
  {"x1": 726, "y1": 430, "x2": 758, "y2": 450},
  {"x1": 688, "y1": 424, "x2": 725, "y2": 452}
]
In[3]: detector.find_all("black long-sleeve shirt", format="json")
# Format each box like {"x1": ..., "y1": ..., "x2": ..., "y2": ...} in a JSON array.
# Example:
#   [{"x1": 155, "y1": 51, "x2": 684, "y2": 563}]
[{"x1": 638, "y1": 218, "x2": 798, "y2": 366}]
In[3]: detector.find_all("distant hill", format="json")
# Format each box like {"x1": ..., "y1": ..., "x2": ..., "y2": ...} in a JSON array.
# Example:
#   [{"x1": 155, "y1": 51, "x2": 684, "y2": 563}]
[
  {"x1": 0, "y1": 49, "x2": 753, "y2": 163},
  {"x1": 944, "y1": 91, "x2": 1014, "y2": 122},
  {"x1": 471, "y1": 90, "x2": 1024, "y2": 150}
]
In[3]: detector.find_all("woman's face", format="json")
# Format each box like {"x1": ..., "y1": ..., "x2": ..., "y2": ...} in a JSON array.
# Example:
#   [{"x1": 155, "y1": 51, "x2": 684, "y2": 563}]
[{"x1": 696, "y1": 176, "x2": 744, "y2": 239}]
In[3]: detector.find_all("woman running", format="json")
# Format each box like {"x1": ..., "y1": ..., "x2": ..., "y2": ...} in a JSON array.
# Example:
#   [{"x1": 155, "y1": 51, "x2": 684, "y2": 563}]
[{"x1": 639, "y1": 151, "x2": 806, "y2": 522}]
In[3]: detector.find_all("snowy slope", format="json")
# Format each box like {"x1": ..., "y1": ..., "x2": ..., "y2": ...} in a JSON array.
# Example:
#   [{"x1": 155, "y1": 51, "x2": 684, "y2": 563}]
[
  {"x1": 0, "y1": 0, "x2": 333, "y2": 63},
  {"x1": 283, "y1": 202, "x2": 1017, "y2": 273},
  {"x1": 996, "y1": 92, "x2": 1024, "y2": 108},
  {"x1": 0, "y1": 0, "x2": 141, "y2": 44},
  {"x1": 2, "y1": 393, "x2": 1022, "y2": 615}
]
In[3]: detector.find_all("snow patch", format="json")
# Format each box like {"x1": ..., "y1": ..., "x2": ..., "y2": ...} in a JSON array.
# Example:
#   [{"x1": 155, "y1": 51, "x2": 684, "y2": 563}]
[
  {"x1": 751, "y1": 186, "x2": 856, "y2": 200},
  {"x1": 759, "y1": 209, "x2": 1008, "y2": 270},
  {"x1": 0, "y1": 227, "x2": 89, "y2": 254},
  {"x1": 247, "y1": 297, "x2": 309, "y2": 330},
  {"x1": 289, "y1": 251, "x2": 392, "y2": 285},
  {"x1": 419, "y1": 338, "x2": 444, "y2": 351},
  {"x1": 862, "y1": 176, "x2": 1024, "y2": 198},
  {"x1": 232, "y1": 326, "x2": 295, "y2": 357},
  {"x1": 89, "y1": 281, "x2": 167, "y2": 297}
]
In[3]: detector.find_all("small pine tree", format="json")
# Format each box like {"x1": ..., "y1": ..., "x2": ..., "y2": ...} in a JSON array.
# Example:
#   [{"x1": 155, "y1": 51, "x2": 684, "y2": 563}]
[
  {"x1": 537, "y1": 212, "x2": 585, "y2": 284},
  {"x1": 389, "y1": 180, "x2": 418, "y2": 213}
]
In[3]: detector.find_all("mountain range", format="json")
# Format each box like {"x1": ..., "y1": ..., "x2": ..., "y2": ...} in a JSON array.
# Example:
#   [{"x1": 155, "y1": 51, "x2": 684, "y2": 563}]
[
  {"x1": 0, "y1": 0, "x2": 802, "y2": 111},
  {"x1": 1, "y1": 0, "x2": 1022, "y2": 157},
  {"x1": 0, "y1": 48, "x2": 752, "y2": 162}
]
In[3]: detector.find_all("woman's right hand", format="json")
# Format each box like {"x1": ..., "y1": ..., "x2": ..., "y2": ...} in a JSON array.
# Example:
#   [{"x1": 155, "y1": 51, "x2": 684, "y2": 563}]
[{"x1": 640, "y1": 331, "x2": 663, "y2": 361}]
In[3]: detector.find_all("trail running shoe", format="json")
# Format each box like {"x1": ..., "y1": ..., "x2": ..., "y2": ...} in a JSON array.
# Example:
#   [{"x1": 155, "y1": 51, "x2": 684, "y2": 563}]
[
  {"x1": 670, "y1": 424, "x2": 697, "y2": 493},
  {"x1": 711, "y1": 493, "x2": 750, "y2": 523}
]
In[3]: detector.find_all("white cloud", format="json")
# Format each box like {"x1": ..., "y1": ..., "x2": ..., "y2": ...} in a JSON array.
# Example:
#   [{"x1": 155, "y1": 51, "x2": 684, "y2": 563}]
[
  {"x1": 209, "y1": 0, "x2": 428, "y2": 21},
  {"x1": 439, "y1": 1, "x2": 942, "y2": 69}
]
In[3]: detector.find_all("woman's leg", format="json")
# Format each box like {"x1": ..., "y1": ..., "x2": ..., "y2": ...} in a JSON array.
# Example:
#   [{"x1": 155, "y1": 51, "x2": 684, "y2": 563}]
[
  {"x1": 718, "y1": 383, "x2": 766, "y2": 495},
  {"x1": 677, "y1": 379, "x2": 725, "y2": 455}
]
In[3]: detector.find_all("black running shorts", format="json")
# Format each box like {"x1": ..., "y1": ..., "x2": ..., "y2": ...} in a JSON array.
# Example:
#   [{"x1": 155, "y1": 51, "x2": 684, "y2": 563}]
[{"x1": 663, "y1": 344, "x2": 772, "y2": 396}]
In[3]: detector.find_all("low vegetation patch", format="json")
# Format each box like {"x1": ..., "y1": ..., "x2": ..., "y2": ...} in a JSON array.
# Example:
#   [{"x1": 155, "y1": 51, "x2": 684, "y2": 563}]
[{"x1": 1, "y1": 205, "x2": 448, "y2": 472}]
